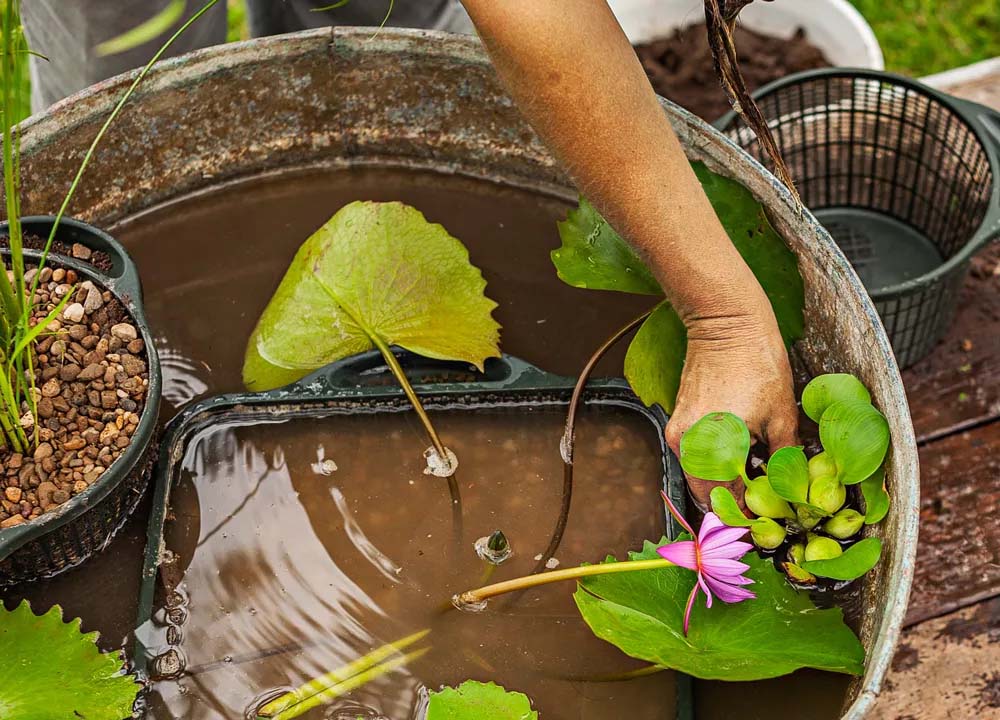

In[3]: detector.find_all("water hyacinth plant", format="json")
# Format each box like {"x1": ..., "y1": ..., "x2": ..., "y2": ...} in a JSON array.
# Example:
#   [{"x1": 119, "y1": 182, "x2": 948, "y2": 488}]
[{"x1": 688, "y1": 373, "x2": 891, "y2": 584}]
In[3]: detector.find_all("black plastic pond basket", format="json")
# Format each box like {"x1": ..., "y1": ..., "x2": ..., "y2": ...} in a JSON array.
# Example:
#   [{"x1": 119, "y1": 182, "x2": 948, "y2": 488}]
[
  {"x1": 0, "y1": 217, "x2": 161, "y2": 587},
  {"x1": 134, "y1": 351, "x2": 693, "y2": 720},
  {"x1": 716, "y1": 68, "x2": 1000, "y2": 368}
]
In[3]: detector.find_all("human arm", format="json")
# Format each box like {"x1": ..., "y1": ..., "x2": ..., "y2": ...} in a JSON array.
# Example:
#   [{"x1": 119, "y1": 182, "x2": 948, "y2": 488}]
[{"x1": 460, "y1": 0, "x2": 798, "y2": 507}]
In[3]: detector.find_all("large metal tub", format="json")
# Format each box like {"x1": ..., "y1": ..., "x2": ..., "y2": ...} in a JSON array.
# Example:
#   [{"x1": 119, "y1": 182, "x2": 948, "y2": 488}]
[{"x1": 12, "y1": 28, "x2": 917, "y2": 719}]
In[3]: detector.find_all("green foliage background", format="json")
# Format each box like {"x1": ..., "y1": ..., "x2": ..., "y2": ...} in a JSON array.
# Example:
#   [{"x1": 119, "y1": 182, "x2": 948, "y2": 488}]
[{"x1": 6, "y1": 1, "x2": 998, "y2": 123}]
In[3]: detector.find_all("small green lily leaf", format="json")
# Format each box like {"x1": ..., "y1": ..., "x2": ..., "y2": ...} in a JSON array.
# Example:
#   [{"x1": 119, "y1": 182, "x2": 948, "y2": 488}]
[
  {"x1": 244, "y1": 201, "x2": 501, "y2": 390},
  {"x1": 679, "y1": 412, "x2": 750, "y2": 482},
  {"x1": 860, "y1": 468, "x2": 890, "y2": 525},
  {"x1": 802, "y1": 538, "x2": 883, "y2": 581},
  {"x1": 623, "y1": 301, "x2": 687, "y2": 412},
  {"x1": 427, "y1": 680, "x2": 538, "y2": 720},
  {"x1": 766, "y1": 446, "x2": 810, "y2": 504},
  {"x1": 0, "y1": 601, "x2": 140, "y2": 720},
  {"x1": 709, "y1": 487, "x2": 753, "y2": 527},
  {"x1": 783, "y1": 562, "x2": 817, "y2": 584},
  {"x1": 819, "y1": 401, "x2": 890, "y2": 485},
  {"x1": 552, "y1": 163, "x2": 804, "y2": 412},
  {"x1": 551, "y1": 197, "x2": 661, "y2": 295},
  {"x1": 802, "y1": 374, "x2": 872, "y2": 423},
  {"x1": 575, "y1": 541, "x2": 864, "y2": 679}
]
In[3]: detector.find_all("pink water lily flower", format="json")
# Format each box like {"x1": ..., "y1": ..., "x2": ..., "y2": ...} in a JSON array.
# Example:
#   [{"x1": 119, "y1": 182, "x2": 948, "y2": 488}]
[{"x1": 657, "y1": 491, "x2": 756, "y2": 634}]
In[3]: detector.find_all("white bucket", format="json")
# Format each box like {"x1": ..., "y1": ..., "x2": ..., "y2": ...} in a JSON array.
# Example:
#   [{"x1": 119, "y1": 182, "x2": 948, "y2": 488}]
[{"x1": 609, "y1": 0, "x2": 885, "y2": 70}]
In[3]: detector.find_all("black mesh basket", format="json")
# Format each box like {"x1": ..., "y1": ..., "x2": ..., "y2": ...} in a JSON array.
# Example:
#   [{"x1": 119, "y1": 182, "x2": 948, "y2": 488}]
[{"x1": 716, "y1": 69, "x2": 1000, "y2": 368}]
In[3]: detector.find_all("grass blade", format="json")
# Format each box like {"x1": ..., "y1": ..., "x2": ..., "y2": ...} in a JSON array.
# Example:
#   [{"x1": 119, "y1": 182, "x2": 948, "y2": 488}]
[
  {"x1": 261, "y1": 648, "x2": 429, "y2": 720},
  {"x1": 95, "y1": 0, "x2": 187, "y2": 56},
  {"x1": 258, "y1": 629, "x2": 429, "y2": 717}
]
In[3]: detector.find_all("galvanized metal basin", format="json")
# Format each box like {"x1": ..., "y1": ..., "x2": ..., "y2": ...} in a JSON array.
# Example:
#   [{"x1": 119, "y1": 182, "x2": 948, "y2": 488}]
[{"x1": 12, "y1": 28, "x2": 917, "y2": 719}]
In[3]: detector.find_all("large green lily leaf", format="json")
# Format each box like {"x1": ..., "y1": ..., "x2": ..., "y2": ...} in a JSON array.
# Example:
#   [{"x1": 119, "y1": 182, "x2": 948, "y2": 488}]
[
  {"x1": 244, "y1": 201, "x2": 501, "y2": 390},
  {"x1": 623, "y1": 301, "x2": 686, "y2": 409},
  {"x1": 427, "y1": 680, "x2": 538, "y2": 720},
  {"x1": 551, "y1": 163, "x2": 804, "y2": 411},
  {"x1": 0, "y1": 601, "x2": 140, "y2": 720},
  {"x1": 574, "y1": 541, "x2": 864, "y2": 680}
]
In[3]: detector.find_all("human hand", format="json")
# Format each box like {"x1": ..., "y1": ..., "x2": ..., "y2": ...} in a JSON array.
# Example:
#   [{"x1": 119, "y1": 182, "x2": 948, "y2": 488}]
[{"x1": 664, "y1": 310, "x2": 798, "y2": 512}]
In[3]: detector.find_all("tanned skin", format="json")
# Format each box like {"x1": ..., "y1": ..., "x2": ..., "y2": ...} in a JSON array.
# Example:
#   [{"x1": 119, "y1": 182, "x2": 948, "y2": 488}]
[{"x1": 461, "y1": 0, "x2": 798, "y2": 507}]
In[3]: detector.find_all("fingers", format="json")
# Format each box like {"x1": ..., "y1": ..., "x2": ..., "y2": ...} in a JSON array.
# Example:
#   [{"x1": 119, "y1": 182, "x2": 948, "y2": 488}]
[{"x1": 765, "y1": 409, "x2": 799, "y2": 455}]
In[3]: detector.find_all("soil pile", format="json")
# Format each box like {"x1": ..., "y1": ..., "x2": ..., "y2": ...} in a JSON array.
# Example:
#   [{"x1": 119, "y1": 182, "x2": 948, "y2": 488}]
[{"x1": 636, "y1": 23, "x2": 831, "y2": 121}]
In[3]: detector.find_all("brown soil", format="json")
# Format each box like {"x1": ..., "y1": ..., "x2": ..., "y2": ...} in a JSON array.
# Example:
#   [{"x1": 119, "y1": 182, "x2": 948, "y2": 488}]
[
  {"x1": 0, "y1": 242, "x2": 149, "y2": 528},
  {"x1": 636, "y1": 23, "x2": 831, "y2": 121}
]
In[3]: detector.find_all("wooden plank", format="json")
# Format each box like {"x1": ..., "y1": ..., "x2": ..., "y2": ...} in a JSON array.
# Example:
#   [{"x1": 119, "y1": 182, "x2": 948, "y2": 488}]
[
  {"x1": 904, "y1": 422, "x2": 1000, "y2": 626},
  {"x1": 902, "y1": 245, "x2": 1000, "y2": 442},
  {"x1": 870, "y1": 597, "x2": 1000, "y2": 719}
]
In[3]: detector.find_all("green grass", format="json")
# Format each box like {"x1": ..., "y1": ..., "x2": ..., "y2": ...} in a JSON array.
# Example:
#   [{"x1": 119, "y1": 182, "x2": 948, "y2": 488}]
[
  {"x1": 849, "y1": 0, "x2": 999, "y2": 76},
  {"x1": 6, "y1": 1, "x2": 999, "y2": 127}
]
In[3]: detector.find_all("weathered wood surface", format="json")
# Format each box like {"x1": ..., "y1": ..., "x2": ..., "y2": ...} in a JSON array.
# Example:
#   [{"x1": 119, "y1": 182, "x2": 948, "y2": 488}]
[
  {"x1": 902, "y1": 246, "x2": 1000, "y2": 442},
  {"x1": 904, "y1": 422, "x2": 1000, "y2": 626},
  {"x1": 870, "y1": 597, "x2": 1000, "y2": 720}
]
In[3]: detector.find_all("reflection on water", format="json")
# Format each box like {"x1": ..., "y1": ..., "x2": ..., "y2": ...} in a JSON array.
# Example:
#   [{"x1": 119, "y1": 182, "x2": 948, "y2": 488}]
[{"x1": 139, "y1": 406, "x2": 672, "y2": 719}]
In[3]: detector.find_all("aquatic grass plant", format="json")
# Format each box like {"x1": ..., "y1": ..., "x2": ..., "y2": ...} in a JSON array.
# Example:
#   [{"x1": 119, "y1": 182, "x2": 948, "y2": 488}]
[
  {"x1": 256, "y1": 629, "x2": 430, "y2": 720},
  {"x1": 0, "y1": 0, "x2": 219, "y2": 454}
]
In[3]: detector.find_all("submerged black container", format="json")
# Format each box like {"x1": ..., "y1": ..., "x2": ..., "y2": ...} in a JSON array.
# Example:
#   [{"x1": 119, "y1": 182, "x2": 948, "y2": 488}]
[
  {"x1": 135, "y1": 351, "x2": 692, "y2": 719},
  {"x1": 0, "y1": 216, "x2": 161, "y2": 586},
  {"x1": 717, "y1": 69, "x2": 1000, "y2": 367}
]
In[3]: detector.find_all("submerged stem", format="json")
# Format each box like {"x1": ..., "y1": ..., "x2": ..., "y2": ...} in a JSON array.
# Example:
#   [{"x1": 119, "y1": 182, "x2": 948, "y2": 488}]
[
  {"x1": 369, "y1": 336, "x2": 452, "y2": 472},
  {"x1": 456, "y1": 558, "x2": 675, "y2": 606},
  {"x1": 527, "y1": 309, "x2": 652, "y2": 579}
]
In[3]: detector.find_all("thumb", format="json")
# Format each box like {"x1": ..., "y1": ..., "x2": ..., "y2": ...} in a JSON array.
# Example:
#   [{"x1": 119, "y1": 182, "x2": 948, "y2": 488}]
[{"x1": 765, "y1": 412, "x2": 799, "y2": 455}]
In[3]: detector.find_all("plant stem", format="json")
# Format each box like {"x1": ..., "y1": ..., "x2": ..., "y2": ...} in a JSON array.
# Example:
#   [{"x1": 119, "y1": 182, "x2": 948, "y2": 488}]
[
  {"x1": 369, "y1": 336, "x2": 451, "y2": 471},
  {"x1": 367, "y1": 334, "x2": 462, "y2": 538},
  {"x1": 456, "y1": 558, "x2": 675, "y2": 606},
  {"x1": 526, "y1": 309, "x2": 652, "y2": 579}
]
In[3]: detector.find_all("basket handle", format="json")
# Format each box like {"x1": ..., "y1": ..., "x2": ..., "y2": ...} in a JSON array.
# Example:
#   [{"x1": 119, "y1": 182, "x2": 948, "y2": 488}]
[
  {"x1": 289, "y1": 350, "x2": 565, "y2": 395},
  {"x1": 953, "y1": 98, "x2": 1000, "y2": 249}
]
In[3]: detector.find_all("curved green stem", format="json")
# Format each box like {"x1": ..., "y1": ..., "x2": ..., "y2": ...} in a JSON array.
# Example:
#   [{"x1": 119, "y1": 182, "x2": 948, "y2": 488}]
[{"x1": 456, "y1": 558, "x2": 675, "y2": 606}]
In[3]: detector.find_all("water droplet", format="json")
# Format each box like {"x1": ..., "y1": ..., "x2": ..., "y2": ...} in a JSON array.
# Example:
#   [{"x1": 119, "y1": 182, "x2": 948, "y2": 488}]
[
  {"x1": 475, "y1": 530, "x2": 512, "y2": 565},
  {"x1": 545, "y1": 557, "x2": 561, "y2": 570},
  {"x1": 423, "y1": 446, "x2": 458, "y2": 477},
  {"x1": 451, "y1": 593, "x2": 488, "y2": 613}
]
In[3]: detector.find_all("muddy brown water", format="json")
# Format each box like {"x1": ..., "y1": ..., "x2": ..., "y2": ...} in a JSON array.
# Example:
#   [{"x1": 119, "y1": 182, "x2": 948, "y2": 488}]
[{"x1": 2, "y1": 167, "x2": 848, "y2": 718}]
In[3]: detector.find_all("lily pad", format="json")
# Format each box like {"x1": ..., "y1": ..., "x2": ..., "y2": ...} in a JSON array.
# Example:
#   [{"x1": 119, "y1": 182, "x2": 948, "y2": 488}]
[
  {"x1": 0, "y1": 601, "x2": 140, "y2": 720},
  {"x1": 679, "y1": 412, "x2": 750, "y2": 482},
  {"x1": 819, "y1": 401, "x2": 890, "y2": 485},
  {"x1": 802, "y1": 537, "x2": 883, "y2": 581},
  {"x1": 551, "y1": 163, "x2": 804, "y2": 412},
  {"x1": 244, "y1": 201, "x2": 501, "y2": 390},
  {"x1": 574, "y1": 540, "x2": 865, "y2": 680},
  {"x1": 623, "y1": 302, "x2": 686, "y2": 409},
  {"x1": 427, "y1": 680, "x2": 538, "y2": 720}
]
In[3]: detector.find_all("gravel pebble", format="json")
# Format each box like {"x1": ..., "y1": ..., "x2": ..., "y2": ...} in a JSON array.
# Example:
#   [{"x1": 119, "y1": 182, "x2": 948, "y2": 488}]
[
  {"x1": 110, "y1": 323, "x2": 137, "y2": 342},
  {"x1": 63, "y1": 303, "x2": 85, "y2": 323}
]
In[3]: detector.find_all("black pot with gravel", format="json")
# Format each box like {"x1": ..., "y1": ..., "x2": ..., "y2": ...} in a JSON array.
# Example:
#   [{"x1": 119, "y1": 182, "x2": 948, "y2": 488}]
[{"x1": 0, "y1": 216, "x2": 161, "y2": 586}]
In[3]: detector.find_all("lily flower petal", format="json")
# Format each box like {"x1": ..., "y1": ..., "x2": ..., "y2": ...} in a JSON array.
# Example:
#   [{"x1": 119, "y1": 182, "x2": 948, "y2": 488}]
[
  {"x1": 657, "y1": 541, "x2": 698, "y2": 570},
  {"x1": 700, "y1": 526, "x2": 752, "y2": 553},
  {"x1": 700, "y1": 540, "x2": 755, "y2": 561},
  {"x1": 700, "y1": 558, "x2": 751, "y2": 577},
  {"x1": 702, "y1": 574, "x2": 757, "y2": 603}
]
